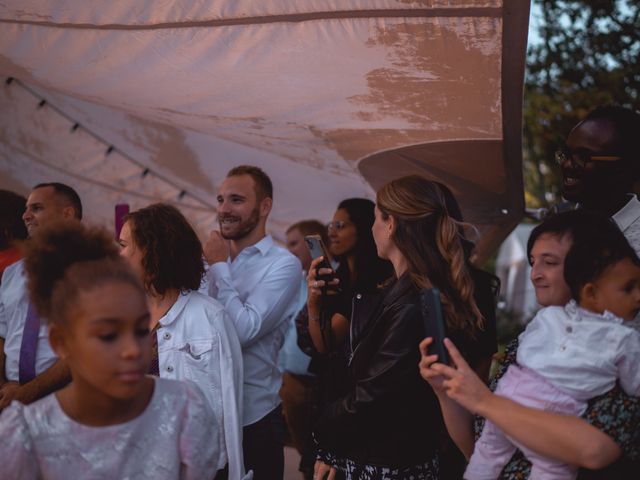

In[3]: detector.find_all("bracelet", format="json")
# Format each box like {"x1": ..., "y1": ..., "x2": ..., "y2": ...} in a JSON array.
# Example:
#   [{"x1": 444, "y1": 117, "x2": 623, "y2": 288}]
[{"x1": 309, "y1": 315, "x2": 320, "y2": 322}]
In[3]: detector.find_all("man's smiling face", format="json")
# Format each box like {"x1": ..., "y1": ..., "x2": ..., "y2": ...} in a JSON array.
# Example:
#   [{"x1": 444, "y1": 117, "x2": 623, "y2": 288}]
[
  {"x1": 216, "y1": 174, "x2": 261, "y2": 241},
  {"x1": 22, "y1": 186, "x2": 74, "y2": 237},
  {"x1": 560, "y1": 118, "x2": 625, "y2": 206}
]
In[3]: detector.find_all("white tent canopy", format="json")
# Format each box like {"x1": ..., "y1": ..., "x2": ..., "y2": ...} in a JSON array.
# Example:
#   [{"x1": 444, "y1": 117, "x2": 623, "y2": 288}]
[{"x1": 0, "y1": 0, "x2": 530, "y2": 258}]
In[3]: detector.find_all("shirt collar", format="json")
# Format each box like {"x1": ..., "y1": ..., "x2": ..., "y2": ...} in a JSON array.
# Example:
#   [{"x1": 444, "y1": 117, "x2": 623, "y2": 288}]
[
  {"x1": 159, "y1": 291, "x2": 191, "y2": 327},
  {"x1": 236, "y1": 235, "x2": 274, "y2": 259},
  {"x1": 612, "y1": 194, "x2": 640, "y2": 232},
  {"x1": 564, "y1": 299, "x2": 624, "y2": 325}
]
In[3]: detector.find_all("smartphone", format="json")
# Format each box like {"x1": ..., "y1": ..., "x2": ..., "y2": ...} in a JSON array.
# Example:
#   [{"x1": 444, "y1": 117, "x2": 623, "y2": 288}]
[
  {"x1": 420, "y1": 288, "x2": 449, "y2": 365},
  {"x1": 304, "y1": 235, "x2": 338, "y2": 293}
]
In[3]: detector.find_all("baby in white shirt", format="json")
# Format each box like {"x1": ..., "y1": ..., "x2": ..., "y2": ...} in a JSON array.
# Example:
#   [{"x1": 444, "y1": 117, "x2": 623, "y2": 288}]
[{"x1": 466, "y1": 217, "x2": 640, "y2": 480}]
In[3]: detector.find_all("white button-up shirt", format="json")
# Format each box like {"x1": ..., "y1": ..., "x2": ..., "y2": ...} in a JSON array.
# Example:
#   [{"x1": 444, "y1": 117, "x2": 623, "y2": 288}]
[
  {"x1": 0, "y1": 260, "x2": 57, "y2": 382},
  {"x1": 613, "y1": 194, "x2": 640, "y2": 330},
  {"x1": 156, "y1": 290, "x2": 244, "y2": 479},
  {"x1": 518, "y1": 300, "x2": 640, "y2": 400},
  {"x1": 613, "y1": 194, "x2": 640, "y2": 255},
  {"x1": 207, "y1": 235, "x2": 301, "y2": 426}
]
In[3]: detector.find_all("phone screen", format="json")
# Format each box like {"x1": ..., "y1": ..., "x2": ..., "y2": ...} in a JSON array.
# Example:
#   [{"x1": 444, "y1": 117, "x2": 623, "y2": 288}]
[{"x1": 304, "y1": 235, "x2": 331, "y2": 261}]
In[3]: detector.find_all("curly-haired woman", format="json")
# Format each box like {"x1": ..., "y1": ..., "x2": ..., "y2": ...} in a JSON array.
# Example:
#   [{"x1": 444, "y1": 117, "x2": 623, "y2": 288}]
[{"x1": 119, "y1": 203, "x2": 245, "y2": 479}]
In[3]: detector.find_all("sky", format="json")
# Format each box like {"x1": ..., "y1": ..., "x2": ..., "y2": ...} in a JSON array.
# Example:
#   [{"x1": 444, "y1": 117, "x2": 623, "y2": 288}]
[{"x1": 528, "y1": 1, "x2": 543, "y2": 48}]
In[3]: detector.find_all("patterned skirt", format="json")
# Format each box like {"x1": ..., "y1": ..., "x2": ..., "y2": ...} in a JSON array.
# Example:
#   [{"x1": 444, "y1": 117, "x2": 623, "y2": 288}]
[{"x1": 320, "y1": 448, "x2": 439, "y2": 480}]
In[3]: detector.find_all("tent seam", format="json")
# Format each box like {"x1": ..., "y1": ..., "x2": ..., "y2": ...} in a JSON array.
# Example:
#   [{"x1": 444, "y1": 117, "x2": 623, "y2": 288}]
[{"x1": 0, "y1": 7, "x2": 502, "y2": 30}]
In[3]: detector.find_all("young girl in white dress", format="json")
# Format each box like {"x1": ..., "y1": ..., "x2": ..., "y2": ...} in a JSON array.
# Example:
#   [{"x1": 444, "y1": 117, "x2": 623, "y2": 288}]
[{"x1": 0, "y1": 222, "x2": 223, "y2": 479}]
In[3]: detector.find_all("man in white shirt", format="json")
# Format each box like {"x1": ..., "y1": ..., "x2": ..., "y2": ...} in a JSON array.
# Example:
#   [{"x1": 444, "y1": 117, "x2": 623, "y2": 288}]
[
  {"x1": 204, "y1": 166, "x2": 301, "y2": 480},
  {"x1": 0, "y1": 182, "x2": 81, "y2": 411}
]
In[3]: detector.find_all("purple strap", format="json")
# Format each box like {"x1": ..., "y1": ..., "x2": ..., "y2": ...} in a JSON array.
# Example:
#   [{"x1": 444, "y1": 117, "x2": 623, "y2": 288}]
[
  {"x1": 148, "y1": 325, "x2": 160, "y2": 376},
  {"x1": 18, "y1": 302, "x2": 41, "y2": 384}
]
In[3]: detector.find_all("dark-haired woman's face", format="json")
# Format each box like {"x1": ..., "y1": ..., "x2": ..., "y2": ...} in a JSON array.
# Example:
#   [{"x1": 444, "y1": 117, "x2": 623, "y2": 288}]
[
  {"x1": 118, "y1": 221, "x2": 145, "y2": 286},
  {"x1": 328, "y1": 209, "x2": 357, "y2": 258},
  {"x1": 529, "y1": 233, "x2": 572, "y2": 307}
]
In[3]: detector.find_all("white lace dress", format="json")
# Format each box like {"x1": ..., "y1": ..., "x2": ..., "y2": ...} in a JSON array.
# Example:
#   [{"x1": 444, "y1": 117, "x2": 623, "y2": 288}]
[{"x1": 0, "y1": 377, "x2": 223, "y2": 479}]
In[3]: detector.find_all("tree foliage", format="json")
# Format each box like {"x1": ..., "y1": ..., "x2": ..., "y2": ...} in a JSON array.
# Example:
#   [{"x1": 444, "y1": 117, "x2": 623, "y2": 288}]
[{"x1": 523, "y1": 0, "x2": 640, "y2": 208}]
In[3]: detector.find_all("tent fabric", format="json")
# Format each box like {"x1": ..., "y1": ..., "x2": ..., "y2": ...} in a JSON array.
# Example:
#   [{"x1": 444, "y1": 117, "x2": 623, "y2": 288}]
[{"x1": 0, "y1": 0, "x2": 529, "y2": 258}]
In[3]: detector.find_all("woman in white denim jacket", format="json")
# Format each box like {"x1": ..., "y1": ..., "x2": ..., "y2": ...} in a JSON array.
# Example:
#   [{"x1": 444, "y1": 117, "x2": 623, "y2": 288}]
[{"x1": 119, "y1": 203, "x2": 246, "y2": 480}]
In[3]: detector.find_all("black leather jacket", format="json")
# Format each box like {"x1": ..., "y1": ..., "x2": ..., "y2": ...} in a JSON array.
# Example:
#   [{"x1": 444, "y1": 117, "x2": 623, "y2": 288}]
[{"x1": 314, "y1": 273, "x2": 445, "y2": 467}]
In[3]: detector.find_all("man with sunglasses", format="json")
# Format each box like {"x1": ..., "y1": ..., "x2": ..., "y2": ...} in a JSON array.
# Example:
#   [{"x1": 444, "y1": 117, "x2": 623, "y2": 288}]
[{"x1": 557, "y1": 105, "x2": 640, "y2": 255}]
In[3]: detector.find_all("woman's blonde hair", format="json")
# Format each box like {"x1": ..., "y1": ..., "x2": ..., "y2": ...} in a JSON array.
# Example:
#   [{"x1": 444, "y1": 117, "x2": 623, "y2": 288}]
[{"x1": 376, "y1": 175, "x2": 483, "y2": 333}]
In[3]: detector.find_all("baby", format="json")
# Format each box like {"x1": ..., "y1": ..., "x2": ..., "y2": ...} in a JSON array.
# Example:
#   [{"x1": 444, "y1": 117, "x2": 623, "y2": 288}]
[{"x1": 465, "y1": 216, "x2": 640, "y2": 480}]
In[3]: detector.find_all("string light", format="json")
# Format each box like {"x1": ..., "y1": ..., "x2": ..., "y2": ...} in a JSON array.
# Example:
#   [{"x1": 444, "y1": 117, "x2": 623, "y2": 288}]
[{"x1": 3, "y1": 76, "x2": 214, "y2": 211}]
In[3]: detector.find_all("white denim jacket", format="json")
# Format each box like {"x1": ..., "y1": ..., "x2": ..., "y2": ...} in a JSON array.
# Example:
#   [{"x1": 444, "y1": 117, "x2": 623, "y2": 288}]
[{"x1": 157, "y1": 290, "x2": 245, "y2": 479}]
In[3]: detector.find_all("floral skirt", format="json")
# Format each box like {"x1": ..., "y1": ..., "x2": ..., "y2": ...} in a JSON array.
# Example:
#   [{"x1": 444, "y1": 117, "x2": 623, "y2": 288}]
[{"x1": 320, "y1": 448, "x2": 439, "y2": 480}]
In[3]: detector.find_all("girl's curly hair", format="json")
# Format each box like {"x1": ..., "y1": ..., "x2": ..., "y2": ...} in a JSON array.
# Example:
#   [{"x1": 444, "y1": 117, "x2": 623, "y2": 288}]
[{"x1": 23, "y1": 221, "x2": 143, "y2": 325}]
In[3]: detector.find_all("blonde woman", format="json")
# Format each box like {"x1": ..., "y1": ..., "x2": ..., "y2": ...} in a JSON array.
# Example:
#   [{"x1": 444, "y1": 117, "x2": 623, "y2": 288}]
[{"x1": 312, "y1": 175, "x2": 483, "y2": 480}]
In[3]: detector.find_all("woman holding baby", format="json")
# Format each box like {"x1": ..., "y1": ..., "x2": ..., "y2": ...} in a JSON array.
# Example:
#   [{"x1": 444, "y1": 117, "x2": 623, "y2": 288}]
[{"x1": 421, "y1": 210, "x2": 640, "y2": 479}]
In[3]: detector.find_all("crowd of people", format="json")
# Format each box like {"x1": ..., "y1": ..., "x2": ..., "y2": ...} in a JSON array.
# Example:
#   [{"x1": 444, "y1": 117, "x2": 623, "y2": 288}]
[{"x1": 0, "y1": 105, "x2": 638, "y2": 480}]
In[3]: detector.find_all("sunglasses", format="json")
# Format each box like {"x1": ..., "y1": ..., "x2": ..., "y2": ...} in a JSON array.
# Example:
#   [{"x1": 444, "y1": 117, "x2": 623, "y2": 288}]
[{"x1": 555, "y1": 147, "x2": 622, "y2": 168}]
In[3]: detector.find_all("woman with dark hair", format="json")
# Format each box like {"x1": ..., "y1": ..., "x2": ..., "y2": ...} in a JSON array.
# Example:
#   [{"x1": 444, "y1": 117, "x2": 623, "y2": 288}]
[
  {"x1": 300, "y1": 199, "x2": 393, "y2": 410},
  {"x1": 312, "y1": 176, "x2": 483, "y2": 480},
  {"x1": 306, "y1": 198, "x2": 393, "y2": 354},
  {"x1": 330, "y1": 198, "x2": 394, "y2": 300},
  {"x1": 118, "y1": 203, "x2": 245, "y2": 480}
]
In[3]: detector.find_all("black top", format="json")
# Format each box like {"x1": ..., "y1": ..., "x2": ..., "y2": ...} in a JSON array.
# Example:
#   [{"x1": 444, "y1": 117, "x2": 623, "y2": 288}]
[{"x1": 314, "y1": 274, "x2": 446, "y2": 467}]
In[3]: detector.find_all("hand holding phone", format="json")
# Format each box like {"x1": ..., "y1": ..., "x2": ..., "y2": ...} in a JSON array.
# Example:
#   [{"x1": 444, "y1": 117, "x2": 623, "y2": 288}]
[
  {"x1": 420, "y1": 288, "x2": 449, "y2": 365},
  {"x1": 304, "y1": 235, "x2": 339, "y2": 294}
]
